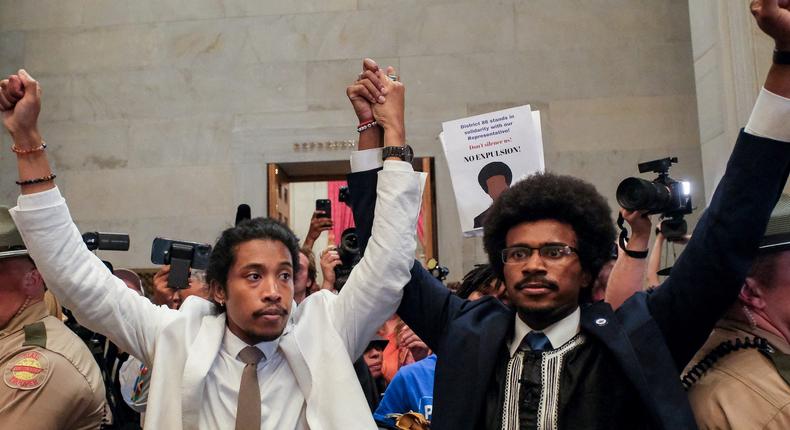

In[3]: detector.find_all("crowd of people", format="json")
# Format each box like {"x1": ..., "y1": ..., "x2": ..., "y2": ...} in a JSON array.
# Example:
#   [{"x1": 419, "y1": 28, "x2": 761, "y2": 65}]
[{"x1": 1, "y1": 1, "x2": 790, "y2": 429}]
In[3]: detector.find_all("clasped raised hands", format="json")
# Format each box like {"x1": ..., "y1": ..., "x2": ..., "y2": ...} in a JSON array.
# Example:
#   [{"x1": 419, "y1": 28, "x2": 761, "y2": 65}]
[{"x1": 346, "y1": 58, "x2": 405, "y2": 139}]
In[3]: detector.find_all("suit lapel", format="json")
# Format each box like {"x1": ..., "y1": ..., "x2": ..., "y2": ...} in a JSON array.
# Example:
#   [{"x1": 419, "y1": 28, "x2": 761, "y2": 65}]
[
  {"x1": 579, "y1": 304, "x2": 654, "y2": 409},
  {"x1": 181, "y1": 313, "x2": 226, "y2": 428},
  {"x1": 474, "y1": 304, "x2": 514, "y2": 421},
  {"x1": 279, "y1": 331, "x2": 313, "y2": 399}
]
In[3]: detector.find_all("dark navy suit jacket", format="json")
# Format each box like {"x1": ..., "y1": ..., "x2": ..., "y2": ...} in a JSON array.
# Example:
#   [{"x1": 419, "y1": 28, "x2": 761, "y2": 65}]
[{"x1": 347, "y1": 132, "x2": 790, "y2": 429}]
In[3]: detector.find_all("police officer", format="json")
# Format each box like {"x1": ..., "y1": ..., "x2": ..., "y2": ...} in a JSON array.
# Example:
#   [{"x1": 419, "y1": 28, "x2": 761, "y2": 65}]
[{"x1": 0, "y1": 207, "x2": 106, "y2": 429}]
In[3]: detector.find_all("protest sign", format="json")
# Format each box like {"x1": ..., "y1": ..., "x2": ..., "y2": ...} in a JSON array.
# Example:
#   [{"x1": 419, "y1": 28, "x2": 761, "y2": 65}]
[{"x1": 440, "y1": 105, "x2": 545, "y2": 236}]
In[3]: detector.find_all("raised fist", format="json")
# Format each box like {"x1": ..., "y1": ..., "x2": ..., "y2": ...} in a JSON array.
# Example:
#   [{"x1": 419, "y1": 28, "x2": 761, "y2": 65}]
[
  {"x1": 0, "y1": 69, "x2": 42, "y2": 140},
  {"x1": 751, "y1": 0, "x2": 790, "y2": 50}
]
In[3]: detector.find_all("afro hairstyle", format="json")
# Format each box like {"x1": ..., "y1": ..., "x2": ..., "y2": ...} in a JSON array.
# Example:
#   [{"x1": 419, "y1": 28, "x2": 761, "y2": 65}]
[
  {"x1": 483, "y1": 171, "x2": 615, "y2": 283},
  {"x1": 478, "y1": 161, "x2": 513, "y2": 194}
]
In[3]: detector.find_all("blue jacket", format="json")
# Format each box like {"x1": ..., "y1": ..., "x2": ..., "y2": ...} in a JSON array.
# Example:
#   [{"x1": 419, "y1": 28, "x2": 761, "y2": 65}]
[
  {"x1": 347, "y1": 131, "x2": 790, "y2": 429},
  {"x1": 374, "y1": 354, "x2": 436, "y2": 425}
]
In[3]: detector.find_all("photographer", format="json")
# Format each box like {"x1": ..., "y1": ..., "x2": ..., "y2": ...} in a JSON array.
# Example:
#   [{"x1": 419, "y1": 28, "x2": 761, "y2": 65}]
[
  {"x1": 294, "y1": 248, "x2": 317, "y2": 303},
  {"x1": 605, "y1": 208, "x2": 653, "y2": 309},
  {"x1": 151, "y1": 265, "x2": 211, "y2": 310},
  {"x1": 2, "y1": 60, "x2": 424, "y2": 429},
  {"x1": 319, "y1": 245, "x2": 342, "y2": 293},
  {"x1": 303, "y1": 210, "x2": 333, "y2": 251}
]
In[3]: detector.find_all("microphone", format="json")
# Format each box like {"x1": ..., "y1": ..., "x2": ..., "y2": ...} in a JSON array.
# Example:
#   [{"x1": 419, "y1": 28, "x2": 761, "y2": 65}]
[{"x1": 235, "y1": 204, "x2": 251, "y2": 226}]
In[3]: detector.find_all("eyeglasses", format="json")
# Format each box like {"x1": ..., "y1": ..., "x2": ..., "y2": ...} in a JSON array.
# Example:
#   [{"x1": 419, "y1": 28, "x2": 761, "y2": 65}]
[{"x1": 501, "y1": 244, "x2": 578, "y2": 264}]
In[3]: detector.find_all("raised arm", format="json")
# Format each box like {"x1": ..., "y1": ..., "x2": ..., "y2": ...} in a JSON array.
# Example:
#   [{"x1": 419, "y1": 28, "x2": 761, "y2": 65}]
[
  {"x1": 329, "y1": 65, "x2": 427, "y2": 360},
  {"x1": 647, "y1": 0, "x2": 790, "y2": 368},
  {"x1": 344, "y1": 63, "x2": 469, "y2": 352},
  {"x1": 2, "y1": 70, "x2": 178, "y2": 365},
  {"x1": 646, "y1": 232, "x2": 665, "y2": 288},
  {"x1": 605, "y1": 209, "x2": 652, "y2": 309}
]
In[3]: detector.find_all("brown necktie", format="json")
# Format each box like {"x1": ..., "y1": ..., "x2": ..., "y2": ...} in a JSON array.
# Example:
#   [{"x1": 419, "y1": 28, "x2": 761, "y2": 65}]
[{"x1": 236, "y1": 346, "x2": 265, "y2": 430}]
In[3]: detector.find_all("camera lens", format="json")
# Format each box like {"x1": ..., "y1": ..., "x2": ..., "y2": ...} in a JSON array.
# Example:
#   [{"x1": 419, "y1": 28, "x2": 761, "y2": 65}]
[{"x1": 616, "y1": 177, "x2": 670, "y2": 213}]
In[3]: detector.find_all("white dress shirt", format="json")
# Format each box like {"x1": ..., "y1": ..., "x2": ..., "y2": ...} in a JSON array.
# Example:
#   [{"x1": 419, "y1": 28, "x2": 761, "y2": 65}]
[
  {"x1": 199, "y1": 325, "x2": 307, "y2": 430},
  {"x1": 746, "y1": 87, "x2": 790, "y2": 141},
  {"x1": 351, "y1": 148, "x2": 385, "y2": 173},
  {"x1": 508, "y1": 307, "x2": 581, "y2": 357}
]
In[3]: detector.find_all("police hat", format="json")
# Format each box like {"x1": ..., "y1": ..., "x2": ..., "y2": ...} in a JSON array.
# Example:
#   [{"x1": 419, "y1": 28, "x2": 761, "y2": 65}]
[
  {"x1": 760, "y1": 193, "x2": 790, "y2": 253},
  {"x1": 0, "y1": 206, "x2": 28, "y2": 259}
]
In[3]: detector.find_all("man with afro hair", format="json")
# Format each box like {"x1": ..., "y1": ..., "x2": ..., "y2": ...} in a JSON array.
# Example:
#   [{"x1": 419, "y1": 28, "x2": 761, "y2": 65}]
[{"x1": 345, "y1": 2, "x2": 790, "y2": 426}]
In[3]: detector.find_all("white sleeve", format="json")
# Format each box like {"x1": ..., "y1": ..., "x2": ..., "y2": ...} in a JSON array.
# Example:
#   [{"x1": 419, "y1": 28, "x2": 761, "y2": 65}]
[
  {"x1": 745, "y1": 87, "x2": 790, "y2": 142},
  {"x1": 350, "y1": 148, "x2": 384, "y2": 173},
  {"x1": 10, "y1": 187, "x2": 178, "y2": 365},
  {"x1": 329, "y1": 160, "x2": 425, "y2": 360}
]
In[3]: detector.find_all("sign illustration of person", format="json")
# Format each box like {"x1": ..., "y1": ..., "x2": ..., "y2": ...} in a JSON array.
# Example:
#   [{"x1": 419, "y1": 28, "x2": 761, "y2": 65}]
[{"x1": 473, "y1": 161, "x2": 513, "y2": 228}]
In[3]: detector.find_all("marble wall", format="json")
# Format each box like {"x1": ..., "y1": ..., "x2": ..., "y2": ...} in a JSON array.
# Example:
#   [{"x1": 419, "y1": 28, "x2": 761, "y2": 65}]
[
  {"x1": 688, "y1": 0, "x2": 789, "y2": 205},
  {"x1": 0, "y1": 0, "x2": 701, "y2": 279}
]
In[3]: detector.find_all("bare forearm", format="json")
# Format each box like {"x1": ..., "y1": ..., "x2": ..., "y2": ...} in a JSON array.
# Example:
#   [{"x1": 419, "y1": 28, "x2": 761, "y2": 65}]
[
  {"x1": 383, "y1": 127, "x2": 404, "y2": 160},
  {"x1": 606, "y1": 255, "x2": 647, "y2": 309},
  {"x1": 647, "y1": 234, "x2": 665, "y2": 287},
  {"x1": 358, "y1": 126, "x2": 383, "y2": 151},
  {"x1": 765, "y1": 63, "x2": 790, "y2": 97},
  {"x1": 13, "y1": 130, "x2": 55, "y2": 195}
]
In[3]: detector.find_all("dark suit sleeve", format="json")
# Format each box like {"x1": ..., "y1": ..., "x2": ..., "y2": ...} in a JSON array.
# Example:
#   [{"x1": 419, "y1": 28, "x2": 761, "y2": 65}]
[
  {"x1": 347, "y1": 168, "x2": 467, "y2": 351},
  {"x1": 347, "y1": 169, "x2": 381, "y2": 254},
  {"x1": 647, "y1": 131, "x2": 790, "y2": 369}
]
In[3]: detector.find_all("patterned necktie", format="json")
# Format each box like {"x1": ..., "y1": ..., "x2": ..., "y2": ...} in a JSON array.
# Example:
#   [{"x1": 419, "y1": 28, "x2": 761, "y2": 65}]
[
  {"x1": 520, "y1": 331, "x2": 552, "y2": 353},
  {"x1": 236, "y1": 346, "x2": 265, "y2": 430}
]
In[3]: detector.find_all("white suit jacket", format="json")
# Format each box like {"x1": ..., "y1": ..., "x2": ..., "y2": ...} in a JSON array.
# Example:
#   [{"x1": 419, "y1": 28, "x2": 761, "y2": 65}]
[{"x1": 10, "y1": 161, "x2": 425, "y2": 430}]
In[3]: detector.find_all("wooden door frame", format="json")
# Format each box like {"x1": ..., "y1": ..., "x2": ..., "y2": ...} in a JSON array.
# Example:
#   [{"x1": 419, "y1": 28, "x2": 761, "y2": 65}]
[{"x1": 266, "y1": 157, "x2": 439, "y2": 261}]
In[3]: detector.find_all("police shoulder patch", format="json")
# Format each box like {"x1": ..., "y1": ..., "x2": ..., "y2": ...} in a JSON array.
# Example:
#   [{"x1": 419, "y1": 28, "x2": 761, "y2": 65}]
[{"x1": 3, "y1": 350, "x2": 51, "y2": 390}]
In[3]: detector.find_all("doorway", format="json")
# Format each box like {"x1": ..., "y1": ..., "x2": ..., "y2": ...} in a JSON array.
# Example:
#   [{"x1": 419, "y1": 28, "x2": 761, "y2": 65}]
[{"x1": 267, "y1": 158, "x2": 438, "y2": 263}]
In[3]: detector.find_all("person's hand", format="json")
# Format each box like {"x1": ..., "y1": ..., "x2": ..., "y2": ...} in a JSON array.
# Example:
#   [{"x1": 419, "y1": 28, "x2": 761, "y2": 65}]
[
  {"x1": 152, "y1": 265, "x2": 179, "y2": 309},
  {"x1": 751, "y1": 0, "x2": 790, "y2": 50},
  {"x1": 371, "y1": 67, "x2": 405, "y2": 141},
  {"x1": 620, "y1": 208, "x2": 652, "y2": 244},
  {"x1": 346, "y1": 58, "x2": 387, "y2": 123},
  {"x1": 319, "y1": 246, "x2": 341, "y2": 289},
  {"x1": 620, "y1": 208, "x2": 651, "y2": 253},
  {"x1": 397, "y1": 325, "x2": 430, "y2": 363},
  {"x1": 0, "y1": 70, "x2": 42, "y2": 144},
  {"x1": 306, "y1": 210, "x2": 333, "y2": 246}
]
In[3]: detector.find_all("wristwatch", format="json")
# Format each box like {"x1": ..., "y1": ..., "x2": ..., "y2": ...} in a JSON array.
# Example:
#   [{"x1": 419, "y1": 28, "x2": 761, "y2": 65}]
[
  {"x1": 774, "y1": 49, "x2": 790, "y2": 65},
  {"x1": 382, "y1": 144, "x2": 414, "y2": 162}
]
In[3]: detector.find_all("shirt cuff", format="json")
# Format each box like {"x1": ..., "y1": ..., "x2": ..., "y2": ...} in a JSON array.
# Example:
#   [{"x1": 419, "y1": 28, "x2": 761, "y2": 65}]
[
  {"x1": 15, "y1": 186, "x2": 65, "y2": 211},
  {"x1": 382, "y1": 159, "x2": 414, "y2": 172},
  {"x1": 745, "y1": 87, "x2": 790, "y2": 142},
  {"x1": 350, "y1": 148, "x2": 383, "y2": 173}
]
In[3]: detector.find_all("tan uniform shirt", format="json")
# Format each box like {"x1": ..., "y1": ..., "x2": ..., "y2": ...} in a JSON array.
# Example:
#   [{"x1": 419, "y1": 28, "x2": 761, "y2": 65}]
[
  {"x1": 687, "y1": 318, "x2": 790, "y2": 430},
  {"x1": 0, "y1": 301, "x2": 106, "y2": 429}
]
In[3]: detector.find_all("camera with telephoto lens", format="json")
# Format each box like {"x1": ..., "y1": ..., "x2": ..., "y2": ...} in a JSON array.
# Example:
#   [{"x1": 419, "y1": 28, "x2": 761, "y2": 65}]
[
  {"x1": 616, "y1": 157, "x2": 692, "y2": 241},
  {"x1": 333, "y1": 227, "x2": 362, "y2": 291}
]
